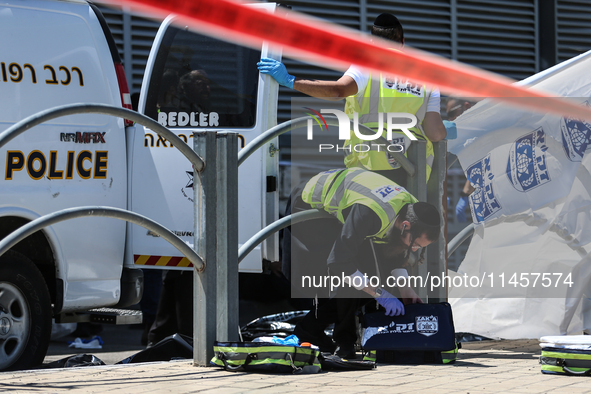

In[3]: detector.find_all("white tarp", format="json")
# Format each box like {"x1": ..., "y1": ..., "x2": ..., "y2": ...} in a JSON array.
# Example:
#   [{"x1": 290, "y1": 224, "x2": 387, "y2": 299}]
[{"x1": 447, "y1": 50, "x2": 591, "y2": 339}]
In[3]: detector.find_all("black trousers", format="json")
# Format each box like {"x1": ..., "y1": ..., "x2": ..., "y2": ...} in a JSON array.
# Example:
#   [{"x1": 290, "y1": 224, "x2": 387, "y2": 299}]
[
  {"x1": 147, "y1": 270, "x2": 193, "y2": 345},
  {"x1": 282, "y1": 182, "x2": 343, "y2": 297},
  {"x1": 296, "y1": 288, "x2": 374, "y2": 348}
]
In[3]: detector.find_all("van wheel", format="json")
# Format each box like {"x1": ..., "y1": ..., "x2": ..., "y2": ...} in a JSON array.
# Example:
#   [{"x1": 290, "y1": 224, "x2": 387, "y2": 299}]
[{"x1": 0, "y1": 251, "x2": 52, "y2": 371}]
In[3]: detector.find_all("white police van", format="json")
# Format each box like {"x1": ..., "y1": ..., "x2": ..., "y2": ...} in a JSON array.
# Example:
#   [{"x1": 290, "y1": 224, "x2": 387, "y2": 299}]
[{"x1": 0, "y1": 0, "x2": 279, "y2": 370}]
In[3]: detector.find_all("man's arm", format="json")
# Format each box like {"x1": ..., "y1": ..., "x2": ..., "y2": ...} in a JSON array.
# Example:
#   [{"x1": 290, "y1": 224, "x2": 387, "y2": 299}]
[
  {"x1": 330, "y1": 204, "x2": 406, "y2": 316},
  {"x1": 257, "y1": 57, "x2": 358, "y2": 101},
  {"x1": 327, "y1": 204, "x2": 382, "y2": 277},
  {"x1": 358, "y1": 282, "x2": 405, "y2": 316},
  {"x1": 422, "y1": 111, "x2": 447, "y2": 142},
  {"x1": 293, "y1": 75, "x2": 358, "y2": 100},
  {"x1": 325, "y1": 204, "x2": 394, "y2": 305}
]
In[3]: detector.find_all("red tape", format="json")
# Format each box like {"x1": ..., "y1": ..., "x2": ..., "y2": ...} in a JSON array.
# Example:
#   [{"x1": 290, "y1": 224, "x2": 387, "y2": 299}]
[{"x1": 113, "y1": 0, "x2": 591, "y2": 122}]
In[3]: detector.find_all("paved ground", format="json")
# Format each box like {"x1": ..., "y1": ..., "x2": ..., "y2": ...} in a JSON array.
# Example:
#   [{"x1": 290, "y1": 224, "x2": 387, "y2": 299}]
[{"x1": 2, "y1": 339, "x2": 590, "y2": 393}]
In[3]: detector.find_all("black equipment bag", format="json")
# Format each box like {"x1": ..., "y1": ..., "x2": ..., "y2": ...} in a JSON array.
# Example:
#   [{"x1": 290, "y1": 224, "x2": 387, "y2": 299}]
[{"x1": 361, "y1": 302, "x2": 458, "y2": 364}]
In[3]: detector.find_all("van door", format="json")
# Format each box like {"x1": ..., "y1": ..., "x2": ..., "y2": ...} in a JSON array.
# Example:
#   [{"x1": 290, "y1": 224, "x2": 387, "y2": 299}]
[{"x1": 128, "y1": 3, "x2": 279, "y2": 273}]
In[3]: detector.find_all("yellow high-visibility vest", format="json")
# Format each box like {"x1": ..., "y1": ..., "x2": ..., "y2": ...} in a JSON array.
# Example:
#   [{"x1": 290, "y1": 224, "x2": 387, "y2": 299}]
[
  {"x1": 301, "y1": 167, "x2": 417, "y2": 242},
  {"x1": 344, "y1": 71, "x2": 434, "y2": 180}
]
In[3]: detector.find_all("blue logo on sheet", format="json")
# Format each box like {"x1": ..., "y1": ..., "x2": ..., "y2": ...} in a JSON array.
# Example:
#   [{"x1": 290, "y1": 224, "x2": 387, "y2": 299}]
[
  {"x1": 466, "y1": 155, "x2": 501, "y2": 222},
  {"x1": 506, "y1": 128, "x2": 550, "y2": 192},
  {"x1": 561, "y1": 101, "x2": 591, "y2": 162}
]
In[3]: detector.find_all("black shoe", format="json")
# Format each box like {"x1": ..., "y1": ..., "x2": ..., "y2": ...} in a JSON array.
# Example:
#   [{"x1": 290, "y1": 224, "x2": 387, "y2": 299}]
[
  {"x1": 335, "y1": 344, "x2": 357, "y2": 359},
  {"x1": 294, "y1": 325, "x2": 336, "y2": 353}
]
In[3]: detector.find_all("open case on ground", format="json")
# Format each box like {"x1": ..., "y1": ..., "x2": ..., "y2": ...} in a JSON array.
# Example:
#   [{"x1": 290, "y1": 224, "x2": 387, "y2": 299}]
[{"x1": 361, "y1": 302, "x2": 459, "y2": 364}]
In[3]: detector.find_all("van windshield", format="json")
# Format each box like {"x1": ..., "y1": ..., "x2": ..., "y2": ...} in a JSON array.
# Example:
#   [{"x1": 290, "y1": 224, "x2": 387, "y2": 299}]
[{"x1": 144, "y1": 26, "x2": 260, "y2": 128}]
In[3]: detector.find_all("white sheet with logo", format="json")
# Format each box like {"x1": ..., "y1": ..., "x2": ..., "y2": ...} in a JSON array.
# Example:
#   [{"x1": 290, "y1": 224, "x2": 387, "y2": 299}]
[{"x1": 447, "y1": 50, "x2": 591, "y2": 339}]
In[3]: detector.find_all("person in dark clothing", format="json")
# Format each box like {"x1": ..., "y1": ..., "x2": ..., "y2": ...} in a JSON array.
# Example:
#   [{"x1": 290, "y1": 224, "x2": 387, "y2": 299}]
[
  {"x1": 284, "y1": 168, "x2": 441, "y2": 358},
  {"x1": 146, "y1": 270, "x2": 193, "y2": 347}
]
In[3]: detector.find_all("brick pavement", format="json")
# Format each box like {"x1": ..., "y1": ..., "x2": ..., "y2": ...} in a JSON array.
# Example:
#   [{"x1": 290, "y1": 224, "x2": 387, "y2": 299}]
[{"x1": 1, "y1": 340, "x2": 590, "y2": 393}]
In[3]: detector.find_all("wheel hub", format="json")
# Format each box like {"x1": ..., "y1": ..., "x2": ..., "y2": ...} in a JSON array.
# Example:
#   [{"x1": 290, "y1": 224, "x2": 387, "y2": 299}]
[
  {"x1": 0, "y1": 316, "x2": 11, "y2": 335},
  {"x1": 0, "y1": 282, "x2": 31, "y2": 370}
]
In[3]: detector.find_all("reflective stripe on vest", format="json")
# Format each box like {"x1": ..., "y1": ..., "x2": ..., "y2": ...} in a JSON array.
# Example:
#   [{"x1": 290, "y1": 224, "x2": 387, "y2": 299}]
[
  {"x1": 343, "y1": 71, "x2": 434, "y2": 180},
  {"x1": 301, "y1": 168, "x2": 417, "y2": 240}
]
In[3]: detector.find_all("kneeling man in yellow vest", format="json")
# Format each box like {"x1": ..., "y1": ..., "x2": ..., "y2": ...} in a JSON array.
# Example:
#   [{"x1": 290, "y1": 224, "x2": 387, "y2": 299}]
[{"x1": 283, "y1": 167, "x2": 441, "y2": 358}]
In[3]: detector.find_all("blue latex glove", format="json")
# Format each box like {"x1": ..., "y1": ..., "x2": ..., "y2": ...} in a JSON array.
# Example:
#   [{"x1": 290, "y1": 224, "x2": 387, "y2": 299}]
[
  {"x1": 443, "y1": 120, "x2": 457, "y2": 140},
  {"x1": 376, "y1": 289, "x2": 405, "y2": 317},
  {"x1": 257, "y1": 57, "x2": 295, "y2": 89},
  {"x1": 271, "y1": 334, "x2": 299, "y2": 346},
  {"x1": 455, "y1": 195, "x2": 469, "y2": 223}
]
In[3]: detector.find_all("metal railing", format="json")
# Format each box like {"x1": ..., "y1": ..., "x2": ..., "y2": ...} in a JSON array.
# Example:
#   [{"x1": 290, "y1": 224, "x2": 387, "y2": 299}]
[
  {"x1": 0, "y1": 206, "x2": 204, "y2": 270},
  {"x1": 447, "y1": 223, "x2": 476, "y2": 258},
  {"x1": 238, "y1": 209, "x2": 332, "y2": 263},
  {"x1": 239, "y1": 115, "x2": 416, "y2": 176},
  {"x1": 192, "y1": 131, "x2": 238, "y2": 364}
]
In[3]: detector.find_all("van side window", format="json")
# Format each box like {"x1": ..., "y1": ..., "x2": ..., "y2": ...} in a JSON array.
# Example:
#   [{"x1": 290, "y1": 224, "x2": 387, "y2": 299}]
[{"x1": 145, "y1": 27, "x2": 260, "y2": 128}]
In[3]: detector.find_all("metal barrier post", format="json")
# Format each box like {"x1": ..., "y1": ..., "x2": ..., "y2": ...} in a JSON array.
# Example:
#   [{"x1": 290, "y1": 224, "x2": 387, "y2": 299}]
[
  {"x1": 405, "y1": 140, "x2": 428, "y2": 301},
  {"x1": 406, "y1": 140, "x2": 427, "y2": 201},
  {"x1": 216, "y1": 133, "x2": 239, "y2": 342},
  {"x1": 194, "y1": 132, "x2": 217, "y2": 366},
  {"x1": 427, "y1": 140, "x2": 448, "y2": 303}
]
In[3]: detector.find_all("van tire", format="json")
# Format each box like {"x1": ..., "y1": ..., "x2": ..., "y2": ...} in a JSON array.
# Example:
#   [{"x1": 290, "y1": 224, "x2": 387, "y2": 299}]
[{"x1": 0, "y1": 251, "x2": 52, "y2": 371}]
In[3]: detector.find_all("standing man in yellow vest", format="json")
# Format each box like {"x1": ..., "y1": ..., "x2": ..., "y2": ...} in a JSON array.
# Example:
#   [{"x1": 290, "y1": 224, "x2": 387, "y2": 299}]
[
  {"x1": 257, "y1": 13, "x2": 447, "y2": 185},
  {"x1": 285, "y1": 167, "x2": 441, "y2": 358}
]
